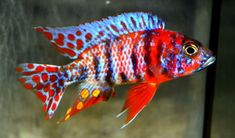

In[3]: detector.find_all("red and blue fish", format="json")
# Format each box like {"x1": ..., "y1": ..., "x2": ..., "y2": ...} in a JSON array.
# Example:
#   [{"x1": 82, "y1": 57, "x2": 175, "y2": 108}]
[{"x1": 16, "y1": 12, "x2": 215, "y2": 128}]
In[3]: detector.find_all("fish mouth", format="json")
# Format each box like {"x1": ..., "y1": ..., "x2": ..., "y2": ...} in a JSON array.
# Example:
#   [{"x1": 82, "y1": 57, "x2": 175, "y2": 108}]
[
  {"x1": 202, "y1": 56, "x2": 216, "y2": 68},
  {"x1": 196, "y1": 56, "x2": 216, "y2": 72}
]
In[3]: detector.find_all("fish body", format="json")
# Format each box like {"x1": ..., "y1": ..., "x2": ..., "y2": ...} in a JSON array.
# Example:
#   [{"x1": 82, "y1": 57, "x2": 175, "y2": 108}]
[
  {"x1": 64, "y1": 29, "x2": 185, "y2": 85},
  {"x1": 16, "y1": 12, "x2": 215, "y2": 128}
]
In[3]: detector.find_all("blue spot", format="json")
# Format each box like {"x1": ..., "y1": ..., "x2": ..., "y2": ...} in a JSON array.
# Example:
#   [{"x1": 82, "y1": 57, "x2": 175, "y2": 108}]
[
  {"x1": 186, "y1": 58, "x2": 192, "y2": 64},
  {"x1": 178, "y1": 68, "x2": 184, "y2": 74},
  {"x1": 161, "y1": 57, "x2": 167, "y2": 68},
  {"x1": 176, "y1": 61, "x2": 181, "y2": 68}
]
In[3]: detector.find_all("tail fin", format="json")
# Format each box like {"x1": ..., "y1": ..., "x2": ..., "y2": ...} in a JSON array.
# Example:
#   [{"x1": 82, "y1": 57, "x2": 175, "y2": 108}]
[{"x1": 16, "y1": 63, "x2": 69, "y2": 119}]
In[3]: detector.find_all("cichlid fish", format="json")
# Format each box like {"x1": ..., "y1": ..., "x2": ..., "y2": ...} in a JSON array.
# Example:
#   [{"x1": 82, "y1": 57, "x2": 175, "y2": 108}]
[{"x1": 16, "y1": 12, "x2": 215, "y2": 128}]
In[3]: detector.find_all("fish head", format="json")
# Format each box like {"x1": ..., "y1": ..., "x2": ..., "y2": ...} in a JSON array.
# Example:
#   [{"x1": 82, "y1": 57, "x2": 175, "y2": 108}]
[
  {"x1": 160, "y1": 32, "x2": 215, "y2": 78},
  {"x1": 180, "y1": 37, "x2": 216, "y2": 74}
]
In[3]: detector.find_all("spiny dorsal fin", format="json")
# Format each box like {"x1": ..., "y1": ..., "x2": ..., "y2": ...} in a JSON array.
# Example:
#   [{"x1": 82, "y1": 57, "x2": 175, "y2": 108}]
[{"x1": 35, "y1": 12, "x2": 165, "y2": 59}]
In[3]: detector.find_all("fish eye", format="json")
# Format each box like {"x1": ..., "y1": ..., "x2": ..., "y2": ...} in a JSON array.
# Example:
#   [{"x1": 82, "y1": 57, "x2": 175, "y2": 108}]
[{"x1": 183, "y1": 44, "x2": 198, "y2": 56}]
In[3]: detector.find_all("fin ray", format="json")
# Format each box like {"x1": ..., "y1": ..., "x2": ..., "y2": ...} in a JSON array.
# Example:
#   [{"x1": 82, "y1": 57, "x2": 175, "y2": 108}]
[{"x1": 119, "y1": 83, "x2": 158, "y2": 128}]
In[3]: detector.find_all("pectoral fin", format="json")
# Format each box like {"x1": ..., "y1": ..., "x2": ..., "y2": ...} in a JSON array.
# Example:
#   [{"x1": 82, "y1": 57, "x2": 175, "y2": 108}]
[{"x1": 118, "y1": 83, "x2": 158, "y2": 128}]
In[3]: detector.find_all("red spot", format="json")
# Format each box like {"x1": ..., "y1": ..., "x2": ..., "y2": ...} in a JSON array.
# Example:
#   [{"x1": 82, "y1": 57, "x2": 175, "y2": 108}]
[
  {"x1": 58, "y1": 72, "x2": 62, "y2": 77},
  {"x1": 46, "y1": 66, "x2": 58, "y2": 72},
  {"x1": 85, "y1": 33, "x2": 92, "y2": 42},
  {"x1": 76, "y1": 39, "x2": 84, "y2": 50},
  {"x1": 27, "y1": 64, "x2": 34, "y2": 69},
  {"x1": 51, "y1": 103, "x2": 57, "y2": 110},
  {"x1": 58, "y1": 33, "x2": 64, "y2": 40},
  {"x1": 49, "y1": 90, "x2": 55, "y2": 97},
  {"x1": 68, "y1": 34, "x2": 75, "y2": 40},
  {"x1": 51, "y1": 103, "x2": 56, "y2": 110},
  {"x1": 50, "y1": 75, "x2": 57, "y2": 82},
  {"x1": 67, "y1": 42, "x2": 75, "y2": 49},
  {"x1": 55, "y1": 95, "x2": 60, "y2": 101},
  {"x1": 59, "y1": 79, "x2": 64, "y2": 86},
  {"x1": 34, "y1": 27, "x2": 44, "y2": 32},
  {"x1": 99, "y1": 31, "x2": 104, "y2": 36},
  {"x1": 24, "y1": 83, "x2": 33, "y2": 89},
  {"x1": 18, "y1": 78, "x2": 26, "y2": 83},
  {"x1": 32, "y1": 75, "x2": 40, "y2": 83},
  {"x1": 121, "y1": 21, "x2": 128, "y2": 30},
  {"x1": 56, "y1": 46, "x2": 76, "y2": 57},
  {"x1": 54, "y1": 34, "x2": 65, "y2": 46},
  {"x1": 64, "y1": 73, "x2": 68, "y2": 78},
  {"x1": 56, "y1": 88, "x2": 61, "y2": 93},
  {"x1": 41, "y1": 73, "x2": 48, "y2": 82},
  {"x1": 22, "y1": 72, "x2": 35, "y2": 76},
  {"x1": 35, "y1": 66, "x2": 45, "y2": 72},
  {"x1": 111, "y1": 24, "x2": 119, "y2": 33},
  {"x1": 174, "y1": 49, "x2": 179, "y2": 54},
  {"x1": 44, "y1": 84, "x2": 50, "y2": 92},
  {"x1": 55, "y1": 38, "x2": 64, "y2": 46},
  {"x1": 76, "y1": 31, "x2": 82, "y2": 36},
  {"x1": 16, "y1": 67, "x2": 23, "y2": 72},
  {"x1": 36, "y1": 91, "x2": 46, "y2": 102},
  {"x1": 35, "y1": 84, "x2": 44, "y2": 90},
  {"x1": 52, "y1": 83, "x2": 57, "y2": 88},
  {"x1": 44, "y1": 32, "x2": 53, "y2": 40},
  {"x1": 43, "y1": 104, "x2": 47, "y2": 112}
]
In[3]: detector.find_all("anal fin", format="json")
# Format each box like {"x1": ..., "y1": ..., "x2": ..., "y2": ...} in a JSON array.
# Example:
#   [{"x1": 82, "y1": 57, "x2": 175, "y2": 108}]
[
  {"x1": 58, "y1": 82, "x2": 115, "y2": 123},
  {"x1": 119, "y1": 83, "x2": 158, "y2": 128}
]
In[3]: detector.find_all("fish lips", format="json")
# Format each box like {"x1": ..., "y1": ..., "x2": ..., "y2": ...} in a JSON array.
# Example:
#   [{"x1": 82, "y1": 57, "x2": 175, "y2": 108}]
[
  {"x1": 197, "y1": 56, "x2": 216, "y2": 72},
  {"x1": 202, "y1": 56, "x2": 216, "y2": 68}
]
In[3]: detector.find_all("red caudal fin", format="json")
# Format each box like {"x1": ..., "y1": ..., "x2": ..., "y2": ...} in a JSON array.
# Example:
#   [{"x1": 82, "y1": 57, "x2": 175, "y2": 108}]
[
  {"x1": 117, "y1": 83, "x2": 158, "y2": 128},
  {"x1": 58, "y1": 82, "x2": 115, "y2": 123},
  {"x1": 16, "y1": 63, "x2": 69, "y2": 119}
]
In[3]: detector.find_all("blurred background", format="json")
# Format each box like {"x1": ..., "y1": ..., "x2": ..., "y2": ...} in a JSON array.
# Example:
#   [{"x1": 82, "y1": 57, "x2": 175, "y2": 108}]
[{"x1": 0, "y1": 0, "x2": 234, "y2": 138}]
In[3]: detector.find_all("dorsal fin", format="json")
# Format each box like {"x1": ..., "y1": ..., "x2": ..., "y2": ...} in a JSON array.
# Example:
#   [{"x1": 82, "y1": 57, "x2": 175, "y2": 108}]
[{"x1": 34, "y1": 12, "x2": 165, "y2": 59}]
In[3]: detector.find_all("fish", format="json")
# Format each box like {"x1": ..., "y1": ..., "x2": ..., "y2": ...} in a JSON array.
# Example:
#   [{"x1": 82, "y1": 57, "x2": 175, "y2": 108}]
[{"x1": 16, "y1": 12, "x2": 215, "y2": 128}]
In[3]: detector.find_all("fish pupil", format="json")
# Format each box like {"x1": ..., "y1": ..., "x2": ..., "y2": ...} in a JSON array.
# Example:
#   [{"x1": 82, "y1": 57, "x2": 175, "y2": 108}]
[{"x1": 186, "y1": 47, "x2": 195, "y2": 54}]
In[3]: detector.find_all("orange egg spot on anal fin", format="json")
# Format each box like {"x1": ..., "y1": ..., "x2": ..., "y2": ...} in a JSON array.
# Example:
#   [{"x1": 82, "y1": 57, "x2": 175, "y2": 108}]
[
  {"x1": 92, "y1": 89, "x2": 100, "y2": 97},
  {"x1": 76, "y1": 102, "x2": 83, "y2": 110},
  {"x1": 66, "y1": 108, "x2": 72, "y2": 115},
  {"x1": 65, "y1": 114, "x2": 71, "y2": 121},
  {"x1": 80, "y1": 89, "x2": 89, "y2": 99}
]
